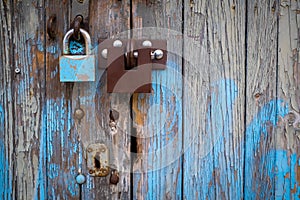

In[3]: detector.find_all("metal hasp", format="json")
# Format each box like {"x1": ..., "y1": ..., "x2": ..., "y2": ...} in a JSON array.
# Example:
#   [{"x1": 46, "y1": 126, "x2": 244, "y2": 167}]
[
  {"x1": 59, "y1": 28, "x2": 95, "y2": 82},
  {"x1": 86, "y1": 143, "x2": 110, "y2": 177},
  {"x1": 101, "y1": 39, "x2": 167, "y2": 93}
]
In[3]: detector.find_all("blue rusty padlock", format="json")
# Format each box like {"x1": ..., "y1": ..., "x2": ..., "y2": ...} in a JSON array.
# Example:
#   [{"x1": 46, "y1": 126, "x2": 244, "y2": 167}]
[{"x1": 59, "y1": 28, "x2": 95, "y2": 82}]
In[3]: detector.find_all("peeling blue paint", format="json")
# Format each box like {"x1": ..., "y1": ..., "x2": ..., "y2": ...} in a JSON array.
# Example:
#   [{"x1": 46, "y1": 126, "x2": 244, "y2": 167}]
[
  {"x1": 34, "y1": 105, "x2": 47, "y2": 200},
  {"x1": 184, "y1": 79, "x2": 238, "y2": 199},
  {"x1": 68, "y1": 166, "x2": 79, "y2": 197},
  {"x1": 244, "y1": 99, "x2": 289, "y2": 199},
  {"x1": 0, "y1": 105, "x2": 12, "y2": 200},
  {"x1": 140, "y1": 60, "x2": 183, "y2": 200},
  {"x1": 48, "y1": 164, "x2": 59, "y2": 179}
]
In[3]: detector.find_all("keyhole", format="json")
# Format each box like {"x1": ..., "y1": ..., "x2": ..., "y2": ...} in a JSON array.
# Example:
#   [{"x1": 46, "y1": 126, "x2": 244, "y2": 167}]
[{"x1": 94, "y1": 154, "x2": 101, "y2": 169}]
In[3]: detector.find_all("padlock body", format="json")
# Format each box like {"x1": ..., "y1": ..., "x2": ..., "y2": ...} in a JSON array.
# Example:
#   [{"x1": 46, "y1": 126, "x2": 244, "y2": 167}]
[{"x1": 59, "y1": 55, "x2": 95, "y2": 82}]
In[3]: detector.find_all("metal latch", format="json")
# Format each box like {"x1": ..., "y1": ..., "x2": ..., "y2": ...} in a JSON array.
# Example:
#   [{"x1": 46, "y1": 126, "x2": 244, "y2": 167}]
[
  {"x1": 87, "y1": 143, "x2": 109, "y2": 177},
  {"x1": 99, "y1": 39, "x2": 167, "y2": 93}
]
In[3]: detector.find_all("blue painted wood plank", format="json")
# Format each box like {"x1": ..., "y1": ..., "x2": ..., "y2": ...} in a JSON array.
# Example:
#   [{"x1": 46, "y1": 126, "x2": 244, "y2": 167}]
[{"x1": 132, "y1": 60, "x2": 183, "y2": 199}]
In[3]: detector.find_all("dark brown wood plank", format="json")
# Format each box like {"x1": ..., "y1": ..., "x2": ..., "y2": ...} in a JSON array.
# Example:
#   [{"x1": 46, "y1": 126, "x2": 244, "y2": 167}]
[
  {"x1": 76, "y1": 1, "x2": 131, "y2": 199},
  {"x1": 45, "y1": 1, "x2": 80, "y2": 199},
  {"x1": 131, "y1": 0, "x2": 183, "y2": 199},
  {"x1": 0, "y1": 0, "x2": 47, "y2": 199}
]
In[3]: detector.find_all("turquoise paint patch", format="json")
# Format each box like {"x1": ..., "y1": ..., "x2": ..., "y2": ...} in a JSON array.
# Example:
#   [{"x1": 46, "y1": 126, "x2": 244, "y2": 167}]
[
  {"x1": 244, "y1": 100, "x2": 289, "y2": 199},
  {"x1": 184, "y1": 79, "x2": 239, "y2": 199}
]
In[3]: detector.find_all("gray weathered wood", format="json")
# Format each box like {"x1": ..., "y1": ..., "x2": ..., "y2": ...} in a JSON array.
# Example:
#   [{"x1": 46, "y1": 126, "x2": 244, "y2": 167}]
[
  {"x1": 244, "y1": 0, "x2": 285, "y2": 199},
  {"x1": 277, "y1": 0, "x2": 300, "y2": 198},
  {"x1": 131, "y1": 0, "x2": 183, "y2": 199},
  {"x1": 183, "y1": 0, "x2": 245, "y2": 199}
]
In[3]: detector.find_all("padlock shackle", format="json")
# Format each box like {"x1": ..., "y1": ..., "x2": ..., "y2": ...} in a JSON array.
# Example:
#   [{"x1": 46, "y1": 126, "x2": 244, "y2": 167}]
[{"x1": 63, "y1": 28, "x2": 92, "y2": 55}]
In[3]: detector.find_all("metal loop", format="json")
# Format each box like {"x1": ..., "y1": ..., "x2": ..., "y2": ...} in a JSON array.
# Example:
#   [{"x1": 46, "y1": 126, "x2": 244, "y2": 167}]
[
  {"x1": 63, "y1": 28, "x2": 92, "y2": 55},
  {"x1": 73, "y1": 15, "x2": 83, "y2": 40}
]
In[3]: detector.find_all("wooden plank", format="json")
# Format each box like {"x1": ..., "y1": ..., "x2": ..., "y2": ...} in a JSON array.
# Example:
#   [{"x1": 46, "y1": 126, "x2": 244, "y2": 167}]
[
  {"x1": 0, "y1": 0, "x2": 47, "y2": 199},
  {"x1": 45, "y1": 1, "x2": 81, "y2": 199},
  {"x1": 277, "y1": 0, "x2": 300, "y2": 198},
  {"x1": 183, "y1": 0, "x2": 245, "y2": 199},
  {"x1": 75, "y1": 1, "x2": 131, "y2": 199},
  {"x1": 131, "y1": 1, "x2": 183, "y2": 199},
  {"x1": 0, "y1": 1, "x2": 15, "y2": 198},
  {"x1": 244, "y1": 1, "x2": 291, "y2": 199}
]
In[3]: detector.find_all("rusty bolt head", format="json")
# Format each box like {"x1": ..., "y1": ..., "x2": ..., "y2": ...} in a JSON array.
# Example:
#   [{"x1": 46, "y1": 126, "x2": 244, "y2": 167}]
[
  {"x1": 74, "y1": 108, "x2": 85, "y2": 120},
  {"x1": 110, "y1": 171, "x2": 119, "y2": 185},
  {"x1": 87, "y1": 147, "x2": 93, "y2": 153},
  {"x1": 89, "y1": 169, "x2": 95, "y2": 174}
]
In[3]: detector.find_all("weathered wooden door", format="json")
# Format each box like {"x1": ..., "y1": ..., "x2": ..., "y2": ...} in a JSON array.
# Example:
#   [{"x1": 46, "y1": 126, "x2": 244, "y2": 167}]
[{"x1": 0, "y1": 0, "x2": 299, "y2": 199}]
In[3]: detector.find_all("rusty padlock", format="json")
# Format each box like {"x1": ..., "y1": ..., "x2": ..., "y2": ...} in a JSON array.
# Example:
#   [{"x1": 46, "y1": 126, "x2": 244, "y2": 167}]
[{"x1": 59, "y1": 28, "x2": 95, "y2": 82}]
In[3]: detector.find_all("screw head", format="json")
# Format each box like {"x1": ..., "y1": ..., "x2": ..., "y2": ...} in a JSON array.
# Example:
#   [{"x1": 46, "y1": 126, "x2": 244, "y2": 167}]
[
  {"x1": 74, "y1": 108, "x2": 85, "y2": 120},
  {"x1": 133, "y1": 51, "x2": 139, "y2": 58},
  {"x1": 15, "y1": 68, "x2": 21, "y2": 74},
  {"x1": 151, "y1": 49, "x2": 164, "y2": 60},
  {"x1": 101, "y1": 49, "x2": 108, "y2": 59},
  {"x1": 113, "y1": 40, "x2": 123, "y2": 47},
  {"x1": 142, "y1": 40, "x2": 152, "y2": 47},
  {"x1": 75, "y1": 174, "x2": 86, "y2": 184}
]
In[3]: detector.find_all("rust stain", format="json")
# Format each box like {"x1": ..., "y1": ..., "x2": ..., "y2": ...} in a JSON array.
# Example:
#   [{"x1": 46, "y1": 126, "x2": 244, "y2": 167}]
[
  {"x1": 291, "y1": 183, "x2": 297, "y2": 194},
  {"x1": 132, "y1": 94, "x2": 146, "y2": 126},
  {"x1": 284, "y1": 172, "x2": 290, "y2": 179},
  {"x1": 234, "y1": 170, "x2": 238, "y2": 181},
  {"x1": 70, "y1": 65, "x2": 77, "y2": 70},
  {"x1": 76, "y1": 74, "x2": 89, "y2": 81},
  {"x1": 297, "y1": 165, "x2": 300, "y2": 185}
]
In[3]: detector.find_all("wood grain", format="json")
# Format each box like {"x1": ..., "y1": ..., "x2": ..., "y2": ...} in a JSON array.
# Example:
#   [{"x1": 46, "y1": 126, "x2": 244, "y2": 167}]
[
  {"x1": 131, "y1": 0, "x2": 183, "y2": 199},
  {"x1": 244, "y1": 0, "x2": 287, "y2": 199},
  {"x1": 45, "y1": 0, "x2": 80, "y2": 199},
  {"x1": 183, "y1": 0, "x2": 245, "y2": 199},
  {"x1": 277, "y1": 0, "x2": 300, "y2": 198},
  {"x1": 77, "y1": 1, "x2": 131, "y2": 199},
  {"x1": 0, "y1": 0, "x2": 47, "y2": 199},
  {"x1": 0, "y1": 0, "x2": 299, "y2": 199}
]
